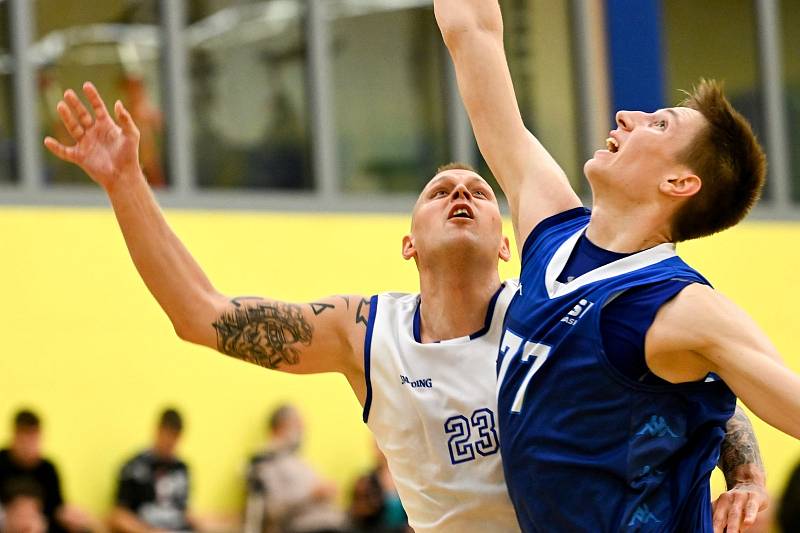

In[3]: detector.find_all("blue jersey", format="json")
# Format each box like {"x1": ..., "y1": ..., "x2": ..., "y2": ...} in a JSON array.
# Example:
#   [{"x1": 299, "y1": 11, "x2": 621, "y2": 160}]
[{"x1": 497, "y1": 210, "x2": 736, "y2": 532}]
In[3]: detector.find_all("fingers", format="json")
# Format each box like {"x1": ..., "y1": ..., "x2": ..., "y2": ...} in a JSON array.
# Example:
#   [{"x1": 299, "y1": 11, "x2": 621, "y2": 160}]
[
  {"x1": 43, "y1": 137, "x2": 77, "y2": 163},
  {"x1": 56, "y1": 101, "x2": 84, "y2": 141},
  {"x1": 712, "y1": 492, "x2": 730, "y2": 533},
  {"x1": 725, "y1": 492, "x2": 750, "y2": 533},
  {"x1": 82, "y1": 81, "x2": 110, "y2": 120},
  {"x1": 64, "y1": 89, "x2": 94, "y2": 129},
  {"x1": 742, "y1": 494, "x2": 759, "y2": 527},
  {"x1": 114, "y1": 100, "x2": 140, "y2": 137}
]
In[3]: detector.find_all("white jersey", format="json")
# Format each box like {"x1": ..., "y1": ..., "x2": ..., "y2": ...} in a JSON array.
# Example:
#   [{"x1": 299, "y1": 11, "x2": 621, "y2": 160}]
[{"x1": 363, "y1": 281, "x2": 520, "y2": 533}]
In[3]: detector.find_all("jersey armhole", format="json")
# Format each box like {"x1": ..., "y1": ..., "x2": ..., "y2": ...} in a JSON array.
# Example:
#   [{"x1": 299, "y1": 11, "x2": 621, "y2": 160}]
[{"x1": 362, "y1": 294, "x2": 379, "y2": 423}]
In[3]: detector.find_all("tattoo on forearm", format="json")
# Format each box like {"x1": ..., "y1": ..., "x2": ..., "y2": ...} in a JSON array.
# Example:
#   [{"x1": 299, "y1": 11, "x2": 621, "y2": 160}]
[
  {"x1": 720, "y1": 406, "x2": 764, "y2": 487},
  {"x1": 213, "y1": 298, "x2": 313, "y2": 369},
  {"x1": 355, "y1": 298, "x2": 370, "y2": 327},
  {"x1": 338, "y1": 296, "x2": 350, "y2": 309}
]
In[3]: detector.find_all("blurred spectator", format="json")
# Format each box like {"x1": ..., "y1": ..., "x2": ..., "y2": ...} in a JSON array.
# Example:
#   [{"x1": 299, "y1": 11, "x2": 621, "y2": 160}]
[
  {"x1": 348, "y1": 446, "x2": 407, "y2": 533},
  {"x1": 110, "y1": 409, "x2": 193, "y2": 533},
  {"x1": 0, "y1": 410, "x2": 94, "y2": 533},
  {"x1": 244, "y1": 405, "x2": 349, "y2": 533},
  {"x1": 779, "y1": 459, "x2": 800, "y2": 532},
  {"x1": 0, "y1": 479, "x2": 47, "y2": 533}
]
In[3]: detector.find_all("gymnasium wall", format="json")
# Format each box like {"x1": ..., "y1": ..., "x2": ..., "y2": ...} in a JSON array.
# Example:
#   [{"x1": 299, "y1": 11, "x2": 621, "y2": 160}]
[{"x1": 2, "y1": 207, "x2": 800, "y2": 517}]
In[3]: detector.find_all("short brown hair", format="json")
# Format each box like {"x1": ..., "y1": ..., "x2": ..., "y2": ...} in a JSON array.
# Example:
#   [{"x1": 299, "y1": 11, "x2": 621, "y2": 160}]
[
  {"x1": 671, "y1": 80, "x2": 766, "y2": 242},
  {"x1": 436, "y1": 162, "x2": 477, "y2": 174},
  {"x1": 13, "y1": 410, "x2": 40, "y2": 430}
]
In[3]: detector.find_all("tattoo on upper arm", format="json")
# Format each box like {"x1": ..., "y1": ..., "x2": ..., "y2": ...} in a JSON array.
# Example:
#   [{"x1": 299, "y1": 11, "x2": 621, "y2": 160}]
[
  {"x1": 310, "y1": 302, "x2": 335, "y2": 315},
  {"x1": 337, "y1": 296, "x2": 350, "y2": 309},
  {"x1": 355, "y1": 298, "x2": 370, "y2": 327},
  {"x1": 720, "y1": 406, "x2": 764, "y2": 486},
  {"x1": 213, "y1": 298, "x2": 313, "y2": 369}
]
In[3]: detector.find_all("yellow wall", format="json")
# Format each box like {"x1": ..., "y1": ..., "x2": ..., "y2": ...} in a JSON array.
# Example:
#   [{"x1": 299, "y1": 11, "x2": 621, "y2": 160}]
[{"x1": 1, "y1": 207, "x2": 800, "y2": 518}]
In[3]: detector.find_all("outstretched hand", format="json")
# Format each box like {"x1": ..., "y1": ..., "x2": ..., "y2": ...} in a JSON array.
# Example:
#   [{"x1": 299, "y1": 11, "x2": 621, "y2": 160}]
[
  {"x1": 44, "y1": 82, "x2": 142, "y2": 191},
  {"x1": 712, "y1": 481, "x2": 768, "y2": 533}
]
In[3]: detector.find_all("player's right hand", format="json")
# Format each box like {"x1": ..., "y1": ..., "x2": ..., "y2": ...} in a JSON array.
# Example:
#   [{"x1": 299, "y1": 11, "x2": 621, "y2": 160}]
[{"x1": 44, "y1": 81, "x2": 142, "y2": 191}]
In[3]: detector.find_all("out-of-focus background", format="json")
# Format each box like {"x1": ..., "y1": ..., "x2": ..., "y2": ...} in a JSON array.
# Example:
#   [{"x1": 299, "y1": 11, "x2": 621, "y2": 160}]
[{"x1": 1, "y1": 0, "x2": 799, "y2": 531}]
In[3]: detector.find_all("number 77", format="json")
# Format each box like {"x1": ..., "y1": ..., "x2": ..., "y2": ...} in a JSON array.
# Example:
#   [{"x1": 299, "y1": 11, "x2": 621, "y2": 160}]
[{"x1": 497, "y1": 329, "x2": 551, "y2": 413}]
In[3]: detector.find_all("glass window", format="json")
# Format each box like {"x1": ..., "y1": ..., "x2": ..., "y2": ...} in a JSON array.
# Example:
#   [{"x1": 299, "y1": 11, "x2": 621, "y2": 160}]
[
  {"x1": 0, "y1": 1, "x2": 15, "y2": 183},
  {"x1": 329, "y1": 0, "x2": 450, "y2": 193},
  {"x1": 662, "y1": 0, "x2": 767, "y2": 197},
  {"x1": 188, "y1": 0, "x2": 312, "y2": 190},
  {"x1": 35, "y1": 1, "x2": 164, "y2": 186},
  {"x1": 781, "y1": 1, "x2": 800, "y2": 202}
]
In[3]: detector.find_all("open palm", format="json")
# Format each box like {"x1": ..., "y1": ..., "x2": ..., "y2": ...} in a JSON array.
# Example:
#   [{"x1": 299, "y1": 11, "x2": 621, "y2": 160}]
[{"x1": 44, "y1": 82, "x2": 142, "y2": 190}]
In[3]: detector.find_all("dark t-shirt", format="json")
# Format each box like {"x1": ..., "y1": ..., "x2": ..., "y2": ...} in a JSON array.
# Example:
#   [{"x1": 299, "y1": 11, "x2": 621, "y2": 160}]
[
  {"x1": 115, "y1": 450, "x2": 191, "y2": 531},
  {"x1": 0, "y1": 448, "x2": 65, "y2": 533}
]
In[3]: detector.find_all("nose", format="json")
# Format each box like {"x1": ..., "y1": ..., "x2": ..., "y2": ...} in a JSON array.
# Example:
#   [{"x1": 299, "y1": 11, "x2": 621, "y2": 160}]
[
  {"x1": 450, "y1": 182, "x2": 472, "y2": 200},
  {"x1": 615, "y1": 110, "x2": 646, "y2": 131}
]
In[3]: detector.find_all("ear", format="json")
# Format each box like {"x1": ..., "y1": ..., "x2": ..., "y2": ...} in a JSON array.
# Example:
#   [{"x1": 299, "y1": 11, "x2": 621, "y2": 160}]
[
  {"x1": 660, "y1": 172, "x2": 702, "y2": 198},
  {"x1": 401, "y1": 234, "x2": 416, "y2": 261},
  {"x1": 499, "y1": 235, "x2": 512, "y2": 262}
]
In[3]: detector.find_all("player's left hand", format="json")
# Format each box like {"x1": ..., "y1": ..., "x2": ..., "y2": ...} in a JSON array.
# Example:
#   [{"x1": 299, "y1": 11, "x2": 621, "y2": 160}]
[{"x1": 712, "y1": 481, "x2": 768, "y2": 533}]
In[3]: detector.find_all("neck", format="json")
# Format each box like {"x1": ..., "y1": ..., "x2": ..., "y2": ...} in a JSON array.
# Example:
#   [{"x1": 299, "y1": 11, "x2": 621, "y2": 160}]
[
  {"x1": 586, "y1": 197, "x2": 673, "y2": 252},
  {"x1": 416, "y1": 258, "x2": 502, "y2": 343}
]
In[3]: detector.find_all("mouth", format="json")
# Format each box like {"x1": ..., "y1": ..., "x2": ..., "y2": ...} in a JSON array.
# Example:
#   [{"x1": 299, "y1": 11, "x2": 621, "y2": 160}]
[
  {"x1": 605, "y1": 136, "x2": 620, "y2": 153},
  {"x1": 448, "y1": 204, "x2": 474, "y2": 220}
]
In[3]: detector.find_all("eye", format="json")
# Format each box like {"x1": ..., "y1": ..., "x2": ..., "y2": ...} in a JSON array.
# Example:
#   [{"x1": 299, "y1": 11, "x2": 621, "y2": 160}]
[
  {"x1": 432, "y1": 189, "x2": 448, "y2": 198},
  {"x1": 473, "y1": 190, "x2": 487, "y2": 198},
  {"x1": 651, "y1": 119, "x2": 667, "y2": 129}
]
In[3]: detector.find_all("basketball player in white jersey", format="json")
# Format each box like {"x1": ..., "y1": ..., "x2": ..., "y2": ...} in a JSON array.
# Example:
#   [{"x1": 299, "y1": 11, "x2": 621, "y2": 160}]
[{"x1": 43, "y1": 83, "x2": 764, "y2": 533}]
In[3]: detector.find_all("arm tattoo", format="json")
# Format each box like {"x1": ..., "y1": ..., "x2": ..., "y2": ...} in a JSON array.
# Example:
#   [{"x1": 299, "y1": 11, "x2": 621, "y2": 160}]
[
  {"x1": 310, "y1": 302, "x2": 335, "y2": 315},
  {"x1": 719, "y1": 406, "x2": 764, "y2": 487},
  {"x1": 213, "y1": 298, "x2": 313, "y2": 369},
  {"x1": 355, "y1": 298, "x2": 370, "y2": 327}
]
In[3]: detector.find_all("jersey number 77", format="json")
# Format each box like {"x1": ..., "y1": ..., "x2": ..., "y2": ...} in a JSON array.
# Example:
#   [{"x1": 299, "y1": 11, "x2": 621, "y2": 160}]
[{"x1": 497, "y1": 329, "x2": 552, "y2": 413}]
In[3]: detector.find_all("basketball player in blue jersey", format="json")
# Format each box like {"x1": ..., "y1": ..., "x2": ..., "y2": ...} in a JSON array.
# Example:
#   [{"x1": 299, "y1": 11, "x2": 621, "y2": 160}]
[
  {"x1": 44, "y1": 83, "x2": 765, "y2": 533},
  {"x1": 436, "y1": 1, "x2": 800, "y2": 532}
]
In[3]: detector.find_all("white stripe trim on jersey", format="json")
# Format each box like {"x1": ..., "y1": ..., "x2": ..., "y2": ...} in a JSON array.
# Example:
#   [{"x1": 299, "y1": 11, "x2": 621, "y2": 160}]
[{"x1": 544, "y1": 224, "x2": 677, "y2": 299}]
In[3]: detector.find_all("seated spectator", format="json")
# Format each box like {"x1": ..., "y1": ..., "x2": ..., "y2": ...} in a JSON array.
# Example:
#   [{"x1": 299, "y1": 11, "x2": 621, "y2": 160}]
[
  {"x1": 110, "y1": 409, "x2": 193, "y2": 533},
  {"x1": 0, "y1": 410, "x2": 93, "y2": 533},
  {"x1": 0, "y1": 479, "x2": 47, "y2": 533},
  {"x1": 244, "y1": 405, "x2": 349, "y2": 533},
  {"x1": 348, "y1": 446, "x2": 407, "y2": 533}
]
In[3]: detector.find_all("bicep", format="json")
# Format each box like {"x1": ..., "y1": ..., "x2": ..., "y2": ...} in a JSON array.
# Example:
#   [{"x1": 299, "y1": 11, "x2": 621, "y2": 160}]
[{"x1": 208, "y1": 295, "x2": 366, "y2": 376}]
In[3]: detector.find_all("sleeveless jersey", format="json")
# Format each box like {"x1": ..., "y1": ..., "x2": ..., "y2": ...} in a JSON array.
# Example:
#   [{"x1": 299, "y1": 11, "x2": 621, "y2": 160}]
[
  {"x1": 364, "y1": 282, "x2": 521, "y2": 533},
  {"x1": 497, "y1": 212, "x2": 736, "y2": 532}
]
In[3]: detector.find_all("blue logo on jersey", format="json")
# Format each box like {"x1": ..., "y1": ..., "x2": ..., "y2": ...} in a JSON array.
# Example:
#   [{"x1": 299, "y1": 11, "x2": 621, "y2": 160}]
[
  {"x1": 638, "y1": 465, "x2": 665, "y2": 478},
  {"x1": 400, "y1": 375, "x2": 433, "y2": 388},
  {"x1": 636, "y1": 415, "x2": 680, "y2": 438},
  {"x1": 628, "y1": 504, "x2": 661, "y2": 527}
]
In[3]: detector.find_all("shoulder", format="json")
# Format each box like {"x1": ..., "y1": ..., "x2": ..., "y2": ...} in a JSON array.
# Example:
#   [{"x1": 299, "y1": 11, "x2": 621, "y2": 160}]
[
  {"x1": 38, "y1": 458, "x2": 60, "y2": 475},
  {"x1": 649, "y1": 283, "x2": 731, "y2": 351},
  {"x1": 520, "y1": 207, "x2": 590, "y2": 262},
  {"x1": 120, "y1": 451, "x2": 152, "y2": 479}
]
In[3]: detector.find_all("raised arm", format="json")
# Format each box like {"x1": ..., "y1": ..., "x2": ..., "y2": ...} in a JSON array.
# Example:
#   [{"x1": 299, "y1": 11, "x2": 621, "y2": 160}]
[
  {"x1": 44, "y1": 83, "x2": 367, "y2": 397},
  {"x1": 434, "y1": 0, "x2": 582, "y2": 247},
  {"x1": 646, "y1": 283, "x2": 800, "y2": 439}
]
